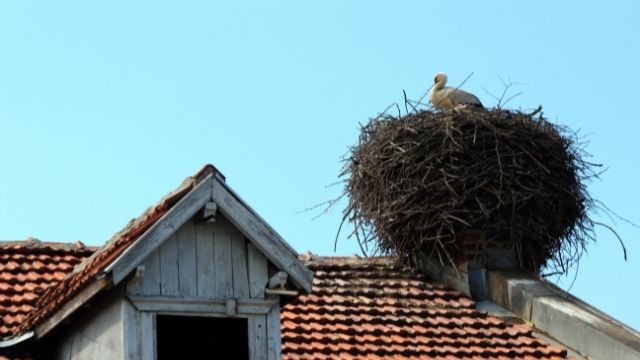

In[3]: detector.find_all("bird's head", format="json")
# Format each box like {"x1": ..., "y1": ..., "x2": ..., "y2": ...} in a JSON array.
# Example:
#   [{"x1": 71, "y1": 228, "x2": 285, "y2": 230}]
[{"x1": 433, "y1": 72, "x2": 448, "y2": 89}]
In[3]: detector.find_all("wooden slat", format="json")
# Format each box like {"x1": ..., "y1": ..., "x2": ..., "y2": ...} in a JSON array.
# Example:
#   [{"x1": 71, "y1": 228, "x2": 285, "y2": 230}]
[
  {"x1": 140, "y1": 312, "x2": 156, "y2": 360},
  {"x1": 266, "y1": 304, "x2": 281, "y2": 360},
  {"x1": 195, "y1": 222, "x2": 215, "y2": 297},
  {"x1": 128, "y1": 296, "x2": 278, "y2": 315},
  {"x1": 109, "y1": 175, "x2": 213, "y2": 284},
  {"x1": 248, "y1": 242, "x2": 268, "y2": 298},
  {"x1": 249, "y1": 315, "x2": 268, "y2": 360},
  {"x1": 214, "y1": 217, "x2": 233, "y2": 297},
  {"x1": 159, "y1": 233, "x2": 180, "y2": 296},
  {"x1": 231, "y1": 231, "x2": 250, "y2": 298},
  {"x1": 177, "y1": 220, "x2": 197, "y2": 297},
  {"x1": 210, "y1": 178, "x2": 313, "y2": 292},
  {"x1": 122, "y1": 299, "x2": 140, "y2": 360},
  {"x1": 141, "y1": 249, "x2": 161, "y2": 296}
]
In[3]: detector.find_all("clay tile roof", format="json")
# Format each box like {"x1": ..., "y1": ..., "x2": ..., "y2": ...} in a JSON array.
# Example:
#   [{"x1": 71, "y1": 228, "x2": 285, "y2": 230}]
[
  {"x1": 7, "y1": 164, "x2": 217, "y2": 337},
  {"x1": 281, "y1": 256, "x2": 569, "y2": 359},
  {"x1": 0, "y1": 239, "x2": 96, "y2": 338}
]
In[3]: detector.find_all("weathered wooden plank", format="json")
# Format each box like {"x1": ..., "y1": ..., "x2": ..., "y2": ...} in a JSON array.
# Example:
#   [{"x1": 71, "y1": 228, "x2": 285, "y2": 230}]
[
  {"x1": 210, "y1": 178, "x2": 313, "y2": 292},
  {"x1": 140, "y1": 312, "x2": 156, "y2": 360},
  {"x1": 141, "y1": 249, "x2": 161, "y2": 296},
  {"x1": 159, "y1": 233, "x2": 180, "y2": 296},
  {"x1": 122, "y1": 299, "x2": 140, "y2": 360},
  {"x1": 177, "y1": 220, "x2": 197, "y2": 297},
  {"x1": 52, "y1": 295, "x2": 124, "y2": 360},
  {"x1": 231, "y1": 230, "x2": 250, "y2": 298},
  {"x1": 109, "y1": 175, "x2": 213, "y2": 284},
  {"x1": 125, "y1": 272, "x2": 143, "y2": 296},
  {"x1": 248, "y1": 242, "x2": 268, "y2": 298},
  {"x1": 249, "y1": 315, "x2": 268, "y2": 360},
  {"x1": 214, "y1": 217, "x2": 233, "y2": 297},
  {"x1": 35, "y1": 277, "x2": 112, "y2": 338},
  {"x1": 128, "y1": 295, "x2": 278, "y2": 315},
  {"x1": 266, "y1": 304, "x2": 281, "y2": 360},
  {"x1": 195, "y1": 222, "x2": 215, "y2": 297}
]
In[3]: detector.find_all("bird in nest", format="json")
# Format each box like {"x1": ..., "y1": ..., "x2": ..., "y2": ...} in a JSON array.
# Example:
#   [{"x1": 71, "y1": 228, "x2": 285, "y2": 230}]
[{"x1": 428, "y1": 72, "x2": 483, "y2": 110}]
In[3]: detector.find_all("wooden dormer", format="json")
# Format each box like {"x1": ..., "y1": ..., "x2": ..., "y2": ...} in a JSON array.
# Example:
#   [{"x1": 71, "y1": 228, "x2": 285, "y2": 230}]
[
  {"x1": 122, "y1": 215, "x2": 285, "y2": 359},
  {"x1": 27, "y1": 166, "x2": 312, "y2": 360},
  {"x1": 113, "y1": 171, "x2": 312, "y2": 359}
]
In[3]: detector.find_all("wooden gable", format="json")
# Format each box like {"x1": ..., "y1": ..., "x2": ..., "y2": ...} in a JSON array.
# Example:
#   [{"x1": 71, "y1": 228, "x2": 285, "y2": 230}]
[
  {"x1": 107, "y1": 172, "x2": 313, "y2": 293},
  {"x1": 103, "y1": 171, "x2": 311, "y2": 360},
  {"x1": 126, "y1": 215, "x2": 272, "y2": 301}
]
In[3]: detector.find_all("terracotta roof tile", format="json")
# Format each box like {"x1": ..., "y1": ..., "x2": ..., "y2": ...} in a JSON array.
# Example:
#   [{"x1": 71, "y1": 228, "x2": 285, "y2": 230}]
[
  {"x1": 8, "y1": 165, "x2": 216, "y2": 337},
  {"x1": 0, "y1": 240, "x2": 95, "y2": 338},
  {"x1": 281, "y1": 256, "x2": 569, "y2": 359},
  {"x1": 0, "y1": 167, "x2": 574, "y2": 359}
]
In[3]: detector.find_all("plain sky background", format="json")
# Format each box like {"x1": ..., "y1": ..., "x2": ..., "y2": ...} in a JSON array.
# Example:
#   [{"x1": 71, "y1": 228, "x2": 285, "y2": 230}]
[{"x1": 1, "y1": 1, "x2": 639, "y2": 330}]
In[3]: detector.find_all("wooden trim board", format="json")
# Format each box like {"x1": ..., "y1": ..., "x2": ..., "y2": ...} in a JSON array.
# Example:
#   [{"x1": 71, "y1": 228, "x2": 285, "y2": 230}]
[
  {"x1": 35, "y1": 276, "x2": 112, "y2": 338},
  {"x1": 109, "y1": 175, "x2": 214, "y2": 284},
  {"x1": 210, "y1": 179, "x2": 313, "y2": 292},
  {"x1": 128, "y1": 296, "x2": 278, "y2": 315}
]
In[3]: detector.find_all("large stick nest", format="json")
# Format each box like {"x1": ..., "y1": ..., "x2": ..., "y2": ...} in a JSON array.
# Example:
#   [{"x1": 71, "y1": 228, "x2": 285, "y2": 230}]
[{"x1": 343, "y1": 107, "x2": 599, "y2": 273}]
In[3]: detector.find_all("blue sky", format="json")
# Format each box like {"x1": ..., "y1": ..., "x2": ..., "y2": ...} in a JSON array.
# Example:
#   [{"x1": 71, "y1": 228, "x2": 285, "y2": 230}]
[{"x1": 1, "y1": 1, "x2": 639, "y2": 330}]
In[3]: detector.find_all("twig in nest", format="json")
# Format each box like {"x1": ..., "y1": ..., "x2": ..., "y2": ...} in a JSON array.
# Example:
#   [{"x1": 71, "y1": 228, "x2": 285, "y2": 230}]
[
  {"x1": 403, "y1": 89, "x2": 418, "y2": 114},
  {"x1": 593, "y1": 221, "x2": 628, "y2": 261},
  {"x1": 528, "y1": 106, "x2": 543, "y2": 117},
  {"x1": 455, "y1": 72, "x2": 474, "y2": 92},
  {"x1": 496, "y1": 75, "x2": 526, "y2": 108},
  {"x1": 482, "y1": 75, "x2": 526, "y2": 109}
]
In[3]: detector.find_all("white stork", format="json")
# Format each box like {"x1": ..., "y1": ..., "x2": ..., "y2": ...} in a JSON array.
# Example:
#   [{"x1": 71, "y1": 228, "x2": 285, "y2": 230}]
[{"x1": 428, "y1": 72, "x2": 483, "y2": 110}]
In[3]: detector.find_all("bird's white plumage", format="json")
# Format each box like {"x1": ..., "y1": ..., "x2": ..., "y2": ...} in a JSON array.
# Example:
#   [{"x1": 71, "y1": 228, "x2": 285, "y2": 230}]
[{"x1": 428, "y1": 72, "x2": 483, "y2": 110}]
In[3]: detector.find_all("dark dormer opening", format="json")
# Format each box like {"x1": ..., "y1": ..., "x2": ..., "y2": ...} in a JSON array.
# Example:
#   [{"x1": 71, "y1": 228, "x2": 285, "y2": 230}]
[{"x1": 157, "y1": 315, "x2": 249, "y2": 360}]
